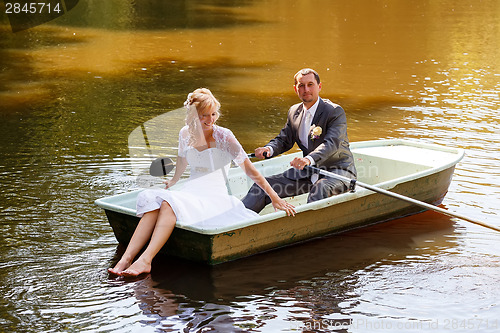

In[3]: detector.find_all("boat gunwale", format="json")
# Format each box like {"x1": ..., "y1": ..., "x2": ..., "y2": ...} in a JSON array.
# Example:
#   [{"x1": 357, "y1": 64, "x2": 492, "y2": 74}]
[{"x1": 95, "y1": 139, "x2": 464, "y2": 235}]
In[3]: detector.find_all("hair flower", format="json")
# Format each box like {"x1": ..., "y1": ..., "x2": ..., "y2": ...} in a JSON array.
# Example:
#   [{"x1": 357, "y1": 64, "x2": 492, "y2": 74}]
[
  {"x1": 183, "y1": 93, "x2": 193, "y2": 109},
  {"x1": 310, "y1": 125, "x2": 322, "y2": 140}
]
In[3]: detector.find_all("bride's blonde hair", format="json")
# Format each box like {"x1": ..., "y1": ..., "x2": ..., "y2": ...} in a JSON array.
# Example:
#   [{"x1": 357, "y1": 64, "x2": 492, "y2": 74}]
[{"x1": 184, "y1": 88, "x2": 221, "y2": 146}]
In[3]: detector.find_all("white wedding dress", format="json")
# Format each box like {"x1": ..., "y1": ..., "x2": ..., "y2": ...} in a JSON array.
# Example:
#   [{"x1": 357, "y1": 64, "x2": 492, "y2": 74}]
[{"x1": 135, "y1": 125, "x2": 259, "y2": 229}]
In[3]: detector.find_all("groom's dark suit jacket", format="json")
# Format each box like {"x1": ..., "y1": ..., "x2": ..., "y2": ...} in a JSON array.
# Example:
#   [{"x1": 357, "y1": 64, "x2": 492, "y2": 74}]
[{"x1": 266, "y1": 98, "x2": 357, "y2": 180}]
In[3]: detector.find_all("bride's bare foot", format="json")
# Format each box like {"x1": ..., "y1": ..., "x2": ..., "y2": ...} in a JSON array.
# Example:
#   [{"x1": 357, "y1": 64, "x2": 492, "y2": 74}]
[
  {"x1": 121, "y1": 258, "x2": 151, "y2": 277},
  {"x1": 108, "y1": 258, "x2": 132, "y2": 276}
]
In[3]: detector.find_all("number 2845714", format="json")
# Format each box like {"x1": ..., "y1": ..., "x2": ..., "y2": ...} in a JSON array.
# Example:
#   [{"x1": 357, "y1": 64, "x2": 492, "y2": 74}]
[{"x1": 5, "y1": 2, "x2": 62, "y2": 14}]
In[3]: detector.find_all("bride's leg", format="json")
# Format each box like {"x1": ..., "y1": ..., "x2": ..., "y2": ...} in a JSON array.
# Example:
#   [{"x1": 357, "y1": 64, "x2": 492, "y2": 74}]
[
  {"x1": 108, "y1": 209, "x2": 159, "y2": 275},
  {"x1": 122, "y1": 201, "x2": 176, "y2": 277}
]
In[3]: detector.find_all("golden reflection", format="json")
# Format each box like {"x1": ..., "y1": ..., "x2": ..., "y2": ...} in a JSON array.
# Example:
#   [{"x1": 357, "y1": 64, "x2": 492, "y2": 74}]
[
  {"x1": 0, "y1": 81, "x2": 54, "y2": 110},
  {"x1": 11, "y1": 0, "x2": 495, "y2": 106},
  {"x1": 1, "y1": 0, "x2": 499, "y2": 144}
]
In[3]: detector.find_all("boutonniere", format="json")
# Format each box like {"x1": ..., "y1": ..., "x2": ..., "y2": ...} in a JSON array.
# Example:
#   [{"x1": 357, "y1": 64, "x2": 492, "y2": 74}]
[{"x1": 310, "y1": 125, "x2": 322, "y2": 140}]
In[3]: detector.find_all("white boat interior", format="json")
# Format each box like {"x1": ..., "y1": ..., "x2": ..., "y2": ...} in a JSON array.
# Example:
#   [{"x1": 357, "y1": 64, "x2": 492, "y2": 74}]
[{"x1": 95, "y1": 139, "x2": 464, "y2": 234}]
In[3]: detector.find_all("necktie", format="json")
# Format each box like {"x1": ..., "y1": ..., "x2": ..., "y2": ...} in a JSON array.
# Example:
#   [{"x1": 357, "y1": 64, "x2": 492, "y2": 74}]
[
  {"x1": 300, "y1": 110, "x2": 312, "y2": 148},
  {"x1": 300, "y1": 109, "x2": 319, "y2": 183}
]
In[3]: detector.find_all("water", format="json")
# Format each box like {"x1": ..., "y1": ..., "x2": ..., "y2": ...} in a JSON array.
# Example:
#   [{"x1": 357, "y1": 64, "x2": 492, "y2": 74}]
[{"x1": 1, "y1": 0, "x2": 499, "y2": 332}]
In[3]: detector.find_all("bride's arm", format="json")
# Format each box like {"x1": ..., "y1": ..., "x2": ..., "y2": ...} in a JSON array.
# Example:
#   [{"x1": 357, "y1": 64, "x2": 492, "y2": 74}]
[
  {"x1": 220, "y1": 127, "x2": 294, "y2": 215},
  {"x1": 164, "y1": 156, "x2": 188, "y2": 189},
  {"x1": 240, "y1": 159, "x2": 296, "y2": 216}
]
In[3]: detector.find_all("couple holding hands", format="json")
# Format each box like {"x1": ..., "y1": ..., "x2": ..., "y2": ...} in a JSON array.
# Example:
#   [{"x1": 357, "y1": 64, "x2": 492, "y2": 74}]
[{"x1": 109, "y1": 68, "x2": 357, "y2": 277}]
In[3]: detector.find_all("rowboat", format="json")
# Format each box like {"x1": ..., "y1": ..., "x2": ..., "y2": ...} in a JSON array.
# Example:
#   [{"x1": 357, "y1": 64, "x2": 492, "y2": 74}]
[{"x1": 95, "y1": 139, "x2": 464, "y2": 264}]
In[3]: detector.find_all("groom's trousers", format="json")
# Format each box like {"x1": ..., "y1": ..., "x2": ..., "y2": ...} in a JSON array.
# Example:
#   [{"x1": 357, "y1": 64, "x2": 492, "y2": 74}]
[{"x1": 241, "y1": 172, "x2": 348, "y2": 213}]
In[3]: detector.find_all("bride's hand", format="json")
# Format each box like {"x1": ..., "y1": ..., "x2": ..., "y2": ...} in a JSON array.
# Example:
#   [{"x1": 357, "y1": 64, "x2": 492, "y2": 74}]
[
  {"x1": 164, "y1": 179, "x2": 177, "y2": 189},
  {"x1": 272, "y1": 198, "x2": 296, "y2": 217}
]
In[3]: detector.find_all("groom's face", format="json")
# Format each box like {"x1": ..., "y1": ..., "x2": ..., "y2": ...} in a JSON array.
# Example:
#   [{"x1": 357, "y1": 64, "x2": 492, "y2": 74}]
[{"x1": 294, "y1": 73, "x2": 322, "y2": 107}]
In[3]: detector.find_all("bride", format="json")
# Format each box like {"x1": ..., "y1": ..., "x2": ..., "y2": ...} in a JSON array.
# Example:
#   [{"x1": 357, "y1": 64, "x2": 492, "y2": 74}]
[{"x1": 109, "y1": 88, "x2": 296, "y2": 277}]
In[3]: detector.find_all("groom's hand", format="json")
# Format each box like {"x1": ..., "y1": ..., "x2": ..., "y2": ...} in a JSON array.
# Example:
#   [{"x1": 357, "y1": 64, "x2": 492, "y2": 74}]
[
  {"x1": 290, "y1": 157, "x2": 311, "y2": 170},
  {"x1": 255, "y1": 147, "x2": 271, "y2": 159}
]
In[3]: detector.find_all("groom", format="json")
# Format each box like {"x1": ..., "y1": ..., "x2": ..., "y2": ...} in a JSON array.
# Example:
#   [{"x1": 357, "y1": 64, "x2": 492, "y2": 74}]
[{"x1": 242, "y1": 68, "x2": 357, "y2": 213}]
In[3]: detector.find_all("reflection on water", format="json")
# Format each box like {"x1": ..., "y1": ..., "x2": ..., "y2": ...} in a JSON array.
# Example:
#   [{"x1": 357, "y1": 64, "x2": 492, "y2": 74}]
[{"x1": 1, "y1": 0, "x2": 500, "y2": 332}]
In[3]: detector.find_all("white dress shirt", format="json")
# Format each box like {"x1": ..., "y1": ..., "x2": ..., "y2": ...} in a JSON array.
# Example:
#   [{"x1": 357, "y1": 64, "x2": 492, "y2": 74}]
[
  {"x1": 300, "y1": 99, "x2": 320, "y2": 183},
  {"x1": 299, "y1": 98, "x2": 320, "y2": 153}
]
